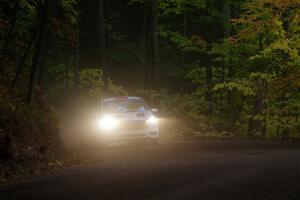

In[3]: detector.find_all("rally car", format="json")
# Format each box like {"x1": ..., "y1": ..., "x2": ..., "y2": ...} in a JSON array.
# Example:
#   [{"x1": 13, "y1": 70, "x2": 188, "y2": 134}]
[{"x1": 95, "y1": 96, "x2": 159, "y2": 144}]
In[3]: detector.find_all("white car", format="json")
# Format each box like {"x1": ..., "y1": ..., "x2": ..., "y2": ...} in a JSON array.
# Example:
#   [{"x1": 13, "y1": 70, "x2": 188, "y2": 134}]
[{"x1": 95, "y1": 96, "x2": 159, "y2": 144}]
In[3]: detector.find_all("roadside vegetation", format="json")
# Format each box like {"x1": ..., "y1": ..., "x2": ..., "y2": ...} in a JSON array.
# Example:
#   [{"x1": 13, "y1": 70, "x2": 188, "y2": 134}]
[{"x1": 0, "y1": 0, "x2": 300, "y2": 181}]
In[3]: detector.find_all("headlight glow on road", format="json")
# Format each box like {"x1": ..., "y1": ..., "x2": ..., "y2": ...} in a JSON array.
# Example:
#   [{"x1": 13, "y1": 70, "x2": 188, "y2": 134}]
[
  {"x1": 98, "y1": 116, "x2": 120, "y2": 130},
  {"x1": 147, "y1": 116, "x2": 158, "y2": 124}
]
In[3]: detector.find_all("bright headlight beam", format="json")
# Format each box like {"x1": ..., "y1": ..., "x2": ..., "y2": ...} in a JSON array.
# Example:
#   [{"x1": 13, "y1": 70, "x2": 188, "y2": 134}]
[
  {"x1": 98, "y1": 116, "x2": 119, "y2": 130},
  {"x1": 147, "y1": 116, "x2": 158, "y2": 124}
]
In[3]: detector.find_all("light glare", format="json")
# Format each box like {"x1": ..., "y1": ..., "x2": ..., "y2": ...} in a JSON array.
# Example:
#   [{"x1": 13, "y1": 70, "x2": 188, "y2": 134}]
[
  {"x1": 98, "y1": 116, "x2": 119, "y2": 130},
  {"x1": 147, "y1": 116, "x2": 158, "y2": 124}
]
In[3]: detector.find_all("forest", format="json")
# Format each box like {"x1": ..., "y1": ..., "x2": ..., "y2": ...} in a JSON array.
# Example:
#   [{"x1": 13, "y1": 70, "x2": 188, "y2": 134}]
[{"x1": 0, "y1": 0, "x2": 300, "y2": 164}]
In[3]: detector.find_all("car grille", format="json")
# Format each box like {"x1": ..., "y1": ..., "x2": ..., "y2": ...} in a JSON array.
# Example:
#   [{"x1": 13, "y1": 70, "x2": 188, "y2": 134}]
[{"x1": 119, "y1": 120, "x2": 146, "y2": 130}]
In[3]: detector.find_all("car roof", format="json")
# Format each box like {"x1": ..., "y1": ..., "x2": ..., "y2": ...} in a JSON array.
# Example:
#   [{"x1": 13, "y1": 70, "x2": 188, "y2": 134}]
[{"x1": 103, "y1": 96, "x2": 143, "y2": 102}]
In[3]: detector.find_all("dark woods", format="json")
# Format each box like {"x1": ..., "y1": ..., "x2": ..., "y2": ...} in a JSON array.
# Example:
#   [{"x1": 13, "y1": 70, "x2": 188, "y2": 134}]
[{"x1": 1, "y1": 0, "x2": 300, "y2": 139}]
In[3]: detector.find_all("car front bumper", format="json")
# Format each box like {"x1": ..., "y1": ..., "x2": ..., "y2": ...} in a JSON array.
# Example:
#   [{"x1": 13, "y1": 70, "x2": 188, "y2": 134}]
[{"x1": 97, "y1": 127, "x2": 159, "y2": 141}]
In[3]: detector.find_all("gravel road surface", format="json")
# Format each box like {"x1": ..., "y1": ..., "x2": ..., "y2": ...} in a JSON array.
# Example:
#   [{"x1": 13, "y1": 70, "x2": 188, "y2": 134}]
[{"x1": 1, "y1": 140, "x2": 300, "y2": 200}]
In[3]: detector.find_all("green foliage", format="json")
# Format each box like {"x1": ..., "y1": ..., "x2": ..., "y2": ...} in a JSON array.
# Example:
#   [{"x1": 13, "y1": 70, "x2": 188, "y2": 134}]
[
  {"x1": 137, "y1": 89, "x2": 217, "y2": 137},
  {"x1": 107, "y1": 78, "x2": 128, "y2": 96},
  {"x1": 47, "y1": 67, "x2": 128, "y2": 103},
  {"x1": 79, "y1": 69, "x2": 104, "y2": 99},
  {"x1": 206, "y1": 0, "x2": 300, "y2": 138},
  {"x1": 59, "y1": 0, "x2": 78, "y2": 25},
  {"x1": 2, "y1": 0, "x2": 300, "y2": 141},
  {"x1": 160, "y1": 0, "x2": 206, "y2": 15},
  {"x1": 129, "y1": 0, "x2": 206, "y2": 14},
  {"x1": 160, "y1": 30, "x2": 207, "y2": 52},
  {"x1": 214, "y1": 80, "x2": 255, "y2": 96}
]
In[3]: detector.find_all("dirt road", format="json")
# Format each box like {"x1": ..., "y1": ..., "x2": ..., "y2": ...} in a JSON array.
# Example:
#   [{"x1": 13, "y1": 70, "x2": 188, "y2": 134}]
[{"x1": 1, "y1": 140, "x2": 300, "y2": 200}]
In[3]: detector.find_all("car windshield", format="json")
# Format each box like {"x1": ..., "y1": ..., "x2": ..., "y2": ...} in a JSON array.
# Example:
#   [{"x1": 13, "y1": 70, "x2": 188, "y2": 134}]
[{"x1": 103, "y1": 100, "x2": 148, "y2": 113}]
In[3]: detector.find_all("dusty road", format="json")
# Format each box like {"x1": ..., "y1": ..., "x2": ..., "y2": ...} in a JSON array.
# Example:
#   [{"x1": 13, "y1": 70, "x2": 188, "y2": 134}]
[{"x1": 1, "y1": 140, "x2": 300, "y2": 200}]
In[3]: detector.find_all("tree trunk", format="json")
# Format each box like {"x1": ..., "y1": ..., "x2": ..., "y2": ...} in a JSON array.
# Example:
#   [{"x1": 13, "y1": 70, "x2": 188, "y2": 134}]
[
  {"x1": 248, "y1": 24, "x2": 265, "y2": 136},
  {"x1": 10, "y1": 22, "x2": 41, "y2": 90},
  {"x1": 205, "y1": 0, "x2": 216, "y2": 115},
  {"x1": 151, "y1": 0, "x2": 160, "y2": 89},
  {"x1": 143, "y1": 0, "x2": 159, "y2": 90},
  {"x1": 37, "y1": 33, "x2": 49, "y2": 88},
  {"x1": 227, "y1": 0, "x2": 239, "y2": 116},
  {"x1": 261, "y1": 80, "x2": 268, "y2": 136},
  {"x1": 74, "y1": 4, "x2": 81, "y2": 90},
  {"x1": 179, "y1": 11, "x2": 187, "y2": 94},
  {"x1": 145, "y1": 1, "x2": 152, "y2": 89},
  {"x1": 279, "y1": 8, "x2": 293, "y2": 139},
  {"x1": 223, "y1": 0, "x2": 230, "y2": 38},
  {"x1": 106, "y1": 0, "x2": 112, "y2": 49},
  {"x1": 219, "y1": 56, "x2": 225, "y2": 131},
  {"x1": 248, "y1": 93, "x2": 263, "y2": 136},
  {"x1": 222, "y1": 0, "x2": 234, "y2": 126},
  {"x1": 99, "y1": 0, "x2": 107, "y2": 91},
  {"x1": 206, "y1": 54, "x2": 213, "y2": 115},
  {"x1": 140, "y1": 2, "x2": 148, "y2": 89},
  {"x1": 27, "y1": 0, "x2": 49, "y2": 105},
  {"x1": 74, "y1": 31, "x2": 80, "y2": 89}
]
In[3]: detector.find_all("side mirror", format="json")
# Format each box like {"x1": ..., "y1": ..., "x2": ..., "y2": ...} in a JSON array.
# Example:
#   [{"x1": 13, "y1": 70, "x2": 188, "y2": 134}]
[{"x1": 151, "y1": 108, "x2": 158, "y2": 113}]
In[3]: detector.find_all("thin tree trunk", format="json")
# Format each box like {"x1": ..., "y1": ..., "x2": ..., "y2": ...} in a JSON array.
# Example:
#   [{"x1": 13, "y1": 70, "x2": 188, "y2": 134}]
[
  {"x1": 222, "y1": 0, "x2": 233, "y2": 126},
  {"x1": 219, "y1": 0, "x2": 230, "y2": 127},
  {"x1": 151, "y1": 0, "x2": 159, "y2": 89},
  {"x1": 261, "y1": 80, "x2": 268, "y2": 136},
  {"x1": 180, "y1": 11, "x2": 187, "y2": 94},
  {"x1": 206, "y1": 54, "x2": 213, "y2": 115},
  {"x1": 106, "y1": 0, "x2": 112, "y2": 49},
  {"x1": 145, "y1": 1, "x2": 151, "y2": 89},
  {"x1": 74, "y1": 5, "x2": 81, "y2": 89},
  {"x1": 27, "y1": 0, "x2": 49, "y2": 105},
  {"x1": 205, "y1": 0, "x2": 216, "y2": 115},
  {"x1": 227, "y1": 0, "x2": 239, "y2": 122},
  {"x1": 140, "y1": 2, "x2": 148, "y2": 89},
  {"x1": 10, "y1": 21, "x2": 42, "y2": 90},
  {"x1": 279, "y1": 8, "x2": 293, "y2": 139},
  {"x1": 74, "y1": 31, "x2": 80, "y2": 89},
  {"x1": 38, "y1": 0, "x2": 55, "y2": 89},
  {"x1": 223, "y1": 0, "x2": 230, "y2": 38},
  {"x1": 248, "y1": 93, "x2": 263, "y2": 136},
  {"x1": 37, "y1": 35, "x2": 48, "y2": 88},
  {"x1": 99, "y1": 0, "x2": 107, "y2": 91},
  {"x1": 219, "y1": 56, "x2": 225, "y2": 131},
  {"x1": 141, "y1": 0, "x2": 159, "y2": 90},
  {"x1": 248, "y1": 31, "x2": 264, "y2": 136}
]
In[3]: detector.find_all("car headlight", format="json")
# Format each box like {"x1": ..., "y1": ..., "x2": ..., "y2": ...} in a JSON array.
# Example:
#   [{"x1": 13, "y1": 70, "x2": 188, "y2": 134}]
[
  {"x1": 147, "y1": 116, "x2": 158, "y2": 124},
  {"x1": 98, "y1": 116, "x2": 120, "y2": 130}
]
